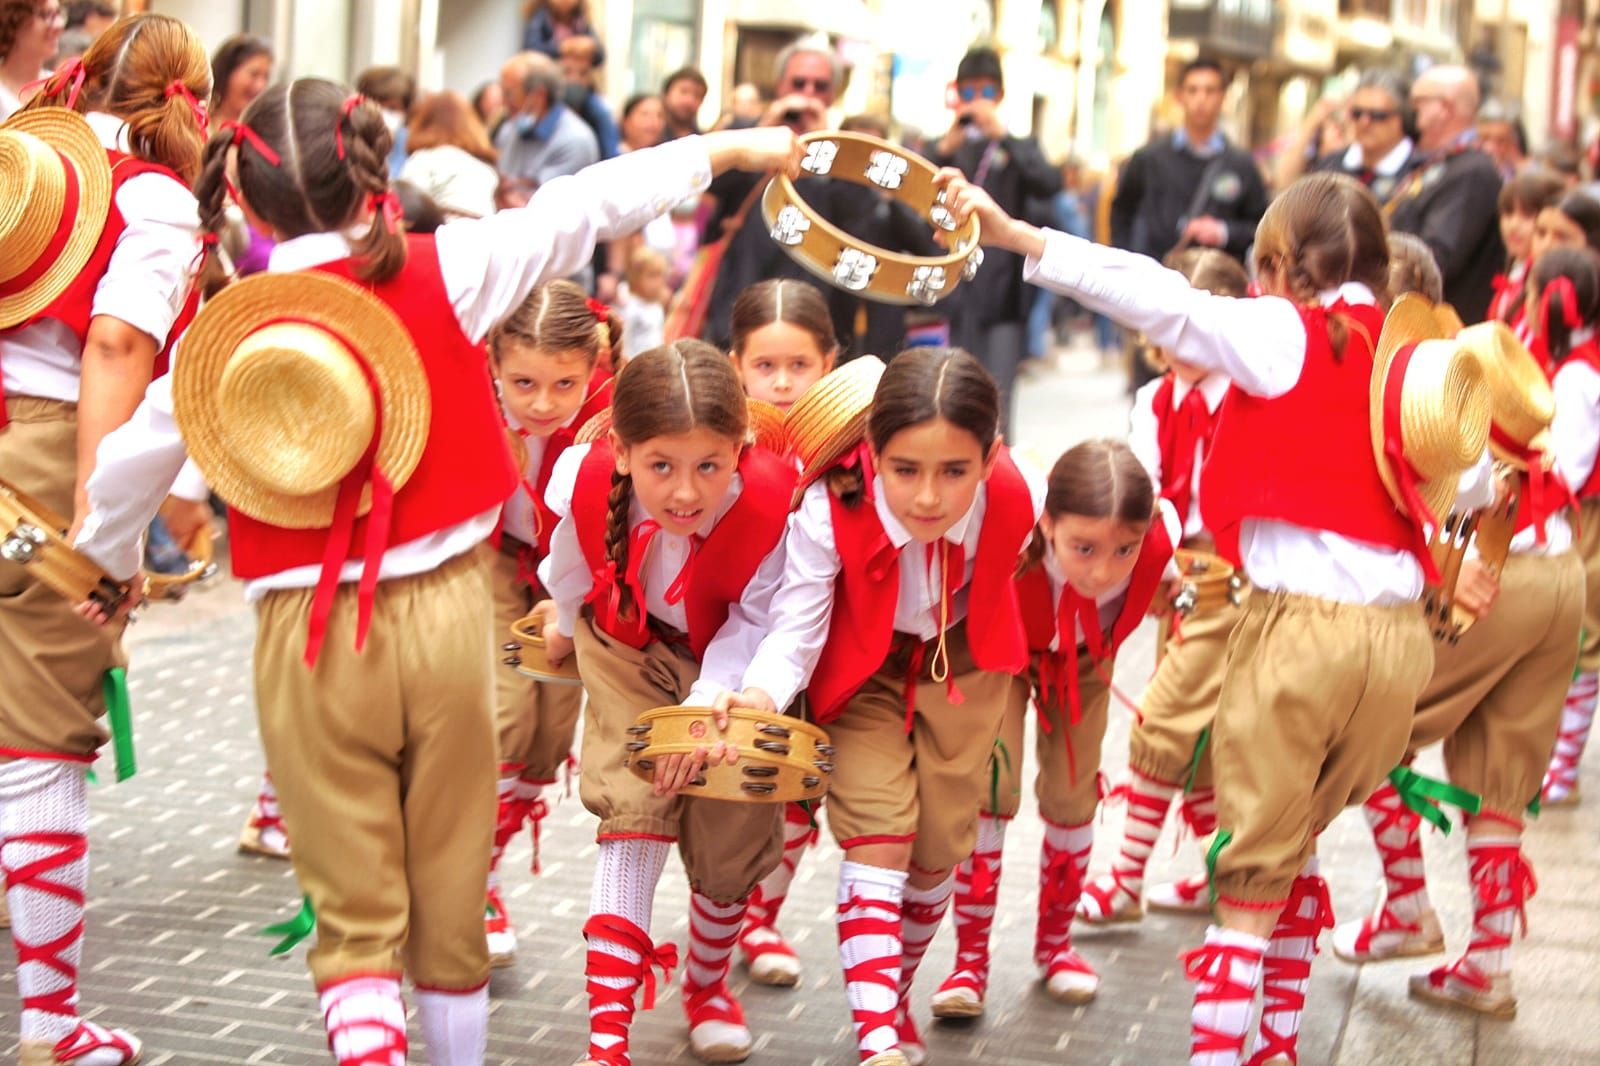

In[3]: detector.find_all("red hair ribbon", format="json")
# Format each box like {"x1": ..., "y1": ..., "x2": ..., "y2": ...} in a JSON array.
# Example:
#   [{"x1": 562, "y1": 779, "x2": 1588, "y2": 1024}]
[
  {"x1": 165, "y1": 80, "x2": 208, "y2": 134},
  {"x1": 23, "y1": 56, "x2": 87, "y2": 110},
  {"x1": 1541, "y1": 275, "x2": 1583, "y2": 332},
  {"x1": 336, "y1": 93, "x2": 367, "y2": 160},
  {"x1": 585, "y1": 296, "x2": 610, "y2": 322},
  {"x1": 187, "y1": 231, "x2": 219, "y2": 275},
  {"x1": 218, "y1": 119, "x2": 282, "y2": 167},
  {"x1": 369, "y1": 189, "x2": 403, "y2": 229}
]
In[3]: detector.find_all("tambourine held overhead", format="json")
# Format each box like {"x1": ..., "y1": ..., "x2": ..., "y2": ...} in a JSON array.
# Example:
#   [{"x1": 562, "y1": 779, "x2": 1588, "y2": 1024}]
[{"x1": 762, "y1": 130, "x2": 983, "y2": 308}]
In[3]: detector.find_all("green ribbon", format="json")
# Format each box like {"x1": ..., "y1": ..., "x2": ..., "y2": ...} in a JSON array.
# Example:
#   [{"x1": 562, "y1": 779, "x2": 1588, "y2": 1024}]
[
  {"x1": 1527, "y1": 792, "x2": 1542, "y2": 818},
  {"x1": 798, "y1": 797, "x2": 819, "y2": 831},
  {"x1": 262, "y1": 894, "x2": 316, "y2": 956},
  {"x1": 988, "y1": 737, "x2": 1014, "y2": 816},
  {"x1": 1204, "y1": 827, "x2": 1233, "y2": 910},
  {"x1": 1388, "y1": 765, "x2": 1481, "y2": 835},
  {"x1": 101, "y1": 667, "x2": 136, "y2": 783},
  {"x1": 1183, "y1": 726, "x2": 1211, "y2": 797}
]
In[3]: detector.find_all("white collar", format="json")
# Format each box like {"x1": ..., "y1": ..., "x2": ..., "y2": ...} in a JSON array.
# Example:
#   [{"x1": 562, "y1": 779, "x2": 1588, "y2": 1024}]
[
  {"x1": 267, "y1": 228, "x2": 368, "y2": 273},
  {"x1": 1342, "y1": 136, "x2": 1413, "y2": 176},
  {"x1": 1169, "y1": 371, "x2": 1231, "y2": 413},
  {"x1": 85, "y1": 110, "x2": 132, "y2": 153},
  {"x1": 1319, "y1": 281, "x2": 1377, "y2": 307}
]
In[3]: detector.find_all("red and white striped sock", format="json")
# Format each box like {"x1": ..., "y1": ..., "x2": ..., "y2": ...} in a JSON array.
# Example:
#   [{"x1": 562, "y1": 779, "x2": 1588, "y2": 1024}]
[
  {"x1": 741, "y1": 802, "x2": 816, "y2": 948},
  {"x1": 585, "y1": 837, "x2": 672, "y2": 1065},
  {"x1": 1183, "y1": 786, "x2": 1218, "y2": 837},
  {"x1": 684, "y1": 892, "x2": 745, "y2": 996},
  {"x1": 898, "y1": 874, "x2": 955, "y2": 998},
  {"x1": 1036, "y1": 819, "x2": 1093, "y2": 966},
  {"x1": 319, "y1": 975, "x2": 407, "y2": 1066},
  {"x1": 939, "y1": 814, "x2": 1005, "y2": 997},
  {"x1": 1081, "y1": 773, "x2": 1174, "y2": 918},
  {"x1": 1544, "y1": 671, "x2": 1597, "y2": 802},
  {"x1": 488, "y1": 767, "x2": 523, "y2": 893},
  {"x1": 1364, "y1": 781, "x2": 1431, "y2": 923},
  {"x1": 1253, "y1": 859, "x2": 1333, "y2": 1065},
  {"x1": 837, "y1": 861, "x2": 907, "y2": 1061},
  {"x1": 1459, "y1": 836, "x2": 1528, "y2": 977},
  {"x1": 1185, "y1": 926, "x2": 1268, "y2": 1066}
]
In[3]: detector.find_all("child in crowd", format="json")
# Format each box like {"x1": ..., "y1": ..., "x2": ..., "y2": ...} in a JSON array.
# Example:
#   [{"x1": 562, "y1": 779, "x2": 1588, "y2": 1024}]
[
  {"x1": 618, "y1": 246, "x2": 669, "y2": 360},
  {"x1": 1489, "y1": 169, "x2": 1565, "y2": 328}
]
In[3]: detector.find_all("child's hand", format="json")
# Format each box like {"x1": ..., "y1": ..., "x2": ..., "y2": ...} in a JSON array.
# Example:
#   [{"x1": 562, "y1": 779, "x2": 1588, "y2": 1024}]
[
  {"x1": 159, "y1": 495, "x2": 213, "y2": 553},
  {"x1": 1150, "y1": 577, "x2": 1178, "y2": 619},
  {"x1": 75, "y1": 575, "x2": 144, "y2": 627},
  {"x1": 652, "y1": 740, "x2": 739, "y2": 797},
  {"x1": 714, "y1": 686, "x2": 778, "y2": 718},
  {"x1": 1453, "y1": 558, "x2": 1500, "y2": 619},
  {"x1": 540, "y1": 616, "x2": 575, "y2": 666},
  {"x1": 705, "y1": 127, "x2": 804, "y2": 180},
  {"x1": 932, "y1": 169, "x2": 1042, "y2": 257}
]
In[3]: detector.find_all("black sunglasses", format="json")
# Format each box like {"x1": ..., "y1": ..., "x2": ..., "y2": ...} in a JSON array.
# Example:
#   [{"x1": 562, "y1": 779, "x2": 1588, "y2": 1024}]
[
  {"x1": 1350, "y1": 107, "x2": 1397, "y2": 122},
  {"x1": 786, "y1": 77, "x2": 832, "y2": 93}
]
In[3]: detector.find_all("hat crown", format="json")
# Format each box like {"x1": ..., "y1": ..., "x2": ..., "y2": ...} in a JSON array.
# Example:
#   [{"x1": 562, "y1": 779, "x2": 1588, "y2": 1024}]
[
  {"x1": 215, "y1": 323, "x2": 378, "y2": 497},
  {"x1": 1395, "y1": 338, "x2": 1489, "y2": 480},
  {"x1": 0, "y1": 129, "x2": 68, "y2": 284},
  {"x1": 1456, "y1": 321, "x2": 1555, "y2": 453},
  {"x1": 786, "y1": 356, "x2": 886, "y2": 467}
]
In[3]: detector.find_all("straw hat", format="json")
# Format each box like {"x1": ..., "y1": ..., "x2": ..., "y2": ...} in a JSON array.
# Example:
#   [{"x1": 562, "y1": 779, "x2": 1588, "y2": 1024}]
[
  {"x1": 1370, "y1": 294, "x2": 1492, "y2": 527},
  {"x1": 1455, "y1": 321, "x2": 1555, "y2": 469},
  {"x1": 0, "y1": 108, "x2": 113, "y2": 329},
  {"x1": 1434, "y1": 303, "x2": 1466, "y2": 338},
  {"x1": 786, "y1": 356, "x2": 887, "y2": 502},
  {"x1": 173, "y1": 272, "x2": 430, "y2": 529}
]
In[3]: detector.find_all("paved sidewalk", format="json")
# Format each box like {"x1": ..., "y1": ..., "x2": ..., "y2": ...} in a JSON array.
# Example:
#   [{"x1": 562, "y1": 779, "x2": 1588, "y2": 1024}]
[{"x1": 1, "y1": 343, "x2": 1595, "y2": 1064}]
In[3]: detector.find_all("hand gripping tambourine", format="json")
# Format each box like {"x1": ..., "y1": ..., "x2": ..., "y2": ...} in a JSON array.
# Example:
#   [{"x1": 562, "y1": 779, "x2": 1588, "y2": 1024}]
[
  {"x1": 762, "y1": 131, "x2": 983, "y2": 307},
  {"x1": 1425, "y1": 466, "x2": 1518, "y2": 644},
  {"x1": 1170, "y1": 549, "x2": 1244, "y2": 617},
  {"x1": 0, "y1": 476, "x2": 129, "y2": 612},
  {"x1": 505, "y1": 612, "x2": 583, "y2": 685},
  {"x1": 624, "y1": 705, "x2": 834, "y2": 803},
  {"x1": 143, "y1": 525, "x2": 215, "y2": 601}
]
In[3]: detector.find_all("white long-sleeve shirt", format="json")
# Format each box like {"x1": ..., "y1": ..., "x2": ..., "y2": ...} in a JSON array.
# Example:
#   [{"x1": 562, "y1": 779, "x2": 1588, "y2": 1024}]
[
  {"x1": 1128, "y1": 372, "x2": 1230, "y2": 540},
  {"x1": 723, "y1": 462, "x2": 1047, "y2": 714},
  {"x1": 536, "y1": 442, "x2": 782, "y2": 705},
  {"x1": 75, "y1": 136, "x2": 716, "y2": 585},
  {"x1": 1503, "y1": 355, "x2": 1600, "y2": 556},
  {"x1": 1025, "y1": 228, "x2": 1423, "y2": 606},
  {"x1": 2, "y1": 112, "x2": 199, "y2": 406}
]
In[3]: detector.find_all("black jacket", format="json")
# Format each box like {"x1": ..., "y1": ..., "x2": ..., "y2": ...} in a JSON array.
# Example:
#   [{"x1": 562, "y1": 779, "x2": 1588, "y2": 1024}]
[
  {"x1": 928, "y1": 133, "x2": 1061, "y2": 329},
  {"x1": 1110, "y1": 134, "x2": 1267, "y2": 263},
  {"x1": 1386, "y1": 145, "x2": 1505, "y2": 324}
]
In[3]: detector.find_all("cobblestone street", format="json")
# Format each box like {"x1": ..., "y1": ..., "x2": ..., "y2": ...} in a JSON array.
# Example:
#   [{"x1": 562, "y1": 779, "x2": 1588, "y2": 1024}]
[{"x1": 3, "y1": 347, "x2": 1596, "y2": 1064}]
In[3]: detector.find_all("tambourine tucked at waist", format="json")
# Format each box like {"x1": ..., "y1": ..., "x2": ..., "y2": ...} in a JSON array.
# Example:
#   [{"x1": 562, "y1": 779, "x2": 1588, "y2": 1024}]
[
  {"x1": 144, "y1": 526, "x2": 215, "y2": 602},
  {"x1": 762, "y1": 130, "x2": 983, "y2": 307},
  {"x1": 1, "y1": 476, "x2": 129, "y2": 612},
  {"x1": 505, "y1": 613, "x2": 583, "y2": 685},
  {"x1": 1170, "y1": 549, "x2": 1244, "y2": 617},
  {"x1": 1424, "y1": 468, "x2": 1518, "y2": 644},
  {"x1": 624, "y1": 705, "x2": 834, "y2": 803}
]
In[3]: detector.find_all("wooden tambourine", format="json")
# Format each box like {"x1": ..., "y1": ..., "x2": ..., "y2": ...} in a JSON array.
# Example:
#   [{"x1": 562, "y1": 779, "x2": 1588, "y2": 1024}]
[
  {"x1": 0, "y1": 476, "x2": 128, "y2": 612},
  {"x1": 761, "y1": 130, "x2": 983, "y2": 307},
  {"x1": 1426, "y1": 467, "x2": 1518, "y2": 643},
  {"x1": 1170, "y1": 549, "x2": 1244, "y2": 617},
  {"x1": 624, "y1": 705, "x2": 834, "y2": 803},
  {"x1": 505, "y1": 612, "x2": 582, "y2": 685},
  {"x1": 144, "y1": 525, "x2": 215, "y2": 601}
]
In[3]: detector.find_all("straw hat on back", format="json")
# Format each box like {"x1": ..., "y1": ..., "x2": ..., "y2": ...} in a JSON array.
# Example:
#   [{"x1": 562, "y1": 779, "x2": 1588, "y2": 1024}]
[
  {"x1": 786, "y1": 355, "x2": 886, "y2": 505},
  {"x1": 1454, "y1": 321, "x2": 1555, "y2": 470},
  {"x1": 173, "y1": 272, "x2": 430, "y2": 528},
  {"x1": 0, "y1": 108, "x2": 113, "y2": 329},
  {"x1": 1370, "y1": 294, "x2": 1492, "y2": 530}
]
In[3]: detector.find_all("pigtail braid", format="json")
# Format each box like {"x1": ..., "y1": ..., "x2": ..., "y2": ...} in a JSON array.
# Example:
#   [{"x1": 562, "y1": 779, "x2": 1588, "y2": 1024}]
[
  {"x1": 601, "y1": 308, "x2": 625, "y2": 372},
  {"x1": 340, "y1": 97, "x2": 408, "y2": 283},
  {"x1": 193, "y1": 132, "x2": 236, "y2": 298},
  {"x1": 603, "y1": 469, "x2": 636, "y2": 620}
]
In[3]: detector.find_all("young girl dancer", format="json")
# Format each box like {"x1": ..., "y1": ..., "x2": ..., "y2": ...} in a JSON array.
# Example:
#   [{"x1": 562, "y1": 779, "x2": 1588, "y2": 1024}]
[
  {"x1": 0, "y1": 14, "x2": 208, "y2": 1063},
  {"x1": 929, "y1": 439, "x2": 1179, "y2": 1019},
  {"x1": 1071, "y1": 249, "x2": 1250, "y2": 930},
  {"x1": 939, "y1": 170, "x2": 1486, "y2": 1065},
  {"x1": 708, "y1": 348, "x2": 1045, "y2": 1066},
  {"x1": 74, "y1": 77, "x2": 799, "y2": 1064},
  {"x1": 484, "y1": 279, "x2": 620, "y2": 966},
  {"x1": 724, "y1": 277, "x2": 836, "y2": 985},
  {"x1": 537, "y1": 341, "x2": 795, "y2": 1066},
  {"x1": 1488, "y1": 170, "x2": 1564, "y2": 330},
  {"x1": 1334, "y1": 273, "x2": 1589, "y2": 1021}
]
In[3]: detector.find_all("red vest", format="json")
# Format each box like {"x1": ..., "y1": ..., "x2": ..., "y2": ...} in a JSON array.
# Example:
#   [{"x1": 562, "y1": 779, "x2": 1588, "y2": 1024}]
[
  {"x1": 229, "y1": 236, "x2": 518, "y2": 579},
  {"x1": 1150, "y1": 375, "x2": 1218, "y2": 525},
  {"x1": 807, "y1": 447, "x2": 1034, "y2": 725},
  {"x1": 1016, "y1": 512, "x2": 1175, "y2": 661},
  {"x1": 571, "y1": 439, "x2": 796, "y2": 659},
  {"x1": 1, "y1": 152, "x2": 199, "y2": 422},
  {"x1": 1200, "y1": 302, "x2": 1415, "y2": 564},
  {"x1": 506, "y1": 367, "x2": 613, "y2": 553}
]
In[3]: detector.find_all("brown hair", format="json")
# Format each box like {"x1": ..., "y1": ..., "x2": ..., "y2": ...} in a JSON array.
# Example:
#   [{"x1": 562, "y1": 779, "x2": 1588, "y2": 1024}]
[
  {"x1": 1497, "y1": 168, "x2": 1565, "y2": 216},
  {"x1": 603, "y1": 340, "x2": 748, "y2": 620},
  {"x1": 1019, "y1": 438, "x2": 1155, "y2": 571},
  {"x1": 194, "y1": 78, "x2": 404, "y2": 298},
  {"x1": 1165, "y1": 247, "x2": 1249, "y2": 298},
  {"x1": 1252, "y1": 173, "x2": 1390, "y2": 354},
  {"x1": 0, "y1": 1, "x2": 41, "y2": 59},
  {"x1": 829, "y1": 348, "x2": 999, "y2": 507},
  {"x1": 489, "y1": 279, "x2": 620, "y2": 371},
  {"x1": 1529, "y1": 247, "x2": 1600, "y2": 365},
  {"x1": 25, "y1": 13, "x2": 211, "y2": 185},
  {"x1": 406, "y1": 89, "x2": 497, "y2": 165},
  {"x1": 209, "y1": 33, "x2": 272, "y2": 117},
  {"x1": 353, "y1": 65, "x2": 415, "y2": 112},
  {"x1": 1386, "y1": 232, "x2": 1443, "y2": 303},
  {"x1": 729, "y1": 279, "x2": 838, "y2": 359}
]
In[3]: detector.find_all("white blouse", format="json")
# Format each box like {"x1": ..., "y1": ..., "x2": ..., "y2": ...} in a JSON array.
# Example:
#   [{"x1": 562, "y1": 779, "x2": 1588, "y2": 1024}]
[
  {"x1": 76, "y1": 136, "x2": 717, "y2": 586},
  {"x1": 499, "y1": 402, "x2": 581, "y2": 546},
  {"x1": 1127, "y1": 372, "x2": 1231, "y2": 540},
  {"x1": 1025, "y1": 229, "x2": 1424, "y2": 606}
]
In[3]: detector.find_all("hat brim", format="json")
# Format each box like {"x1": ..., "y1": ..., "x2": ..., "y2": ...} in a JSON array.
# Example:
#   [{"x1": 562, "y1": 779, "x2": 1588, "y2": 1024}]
[
  {"x1": 173, "y1": 272, "x2": 430, "y2": 529},
  {"x1": 0, "y1": 108, "x2": 113, "y2": 330},
  {"x1": 787, "y1": 356, "x2": 887, "y2": 505},
  {"x1": 745, "y1": 398, "x2": 791, "y2": 456},
  {"x1": 1456, "y1": 321, "x2": 1555, "y2": 470},
  {"x1": 1370, "y1": 294, "x2": 1448, "y2": 521}
]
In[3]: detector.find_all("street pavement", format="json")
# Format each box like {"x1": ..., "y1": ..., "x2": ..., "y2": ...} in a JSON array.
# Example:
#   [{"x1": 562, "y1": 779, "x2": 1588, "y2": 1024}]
[{"x1": 2, "y1": 339, "x2": 1597, "y2": 1064}]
